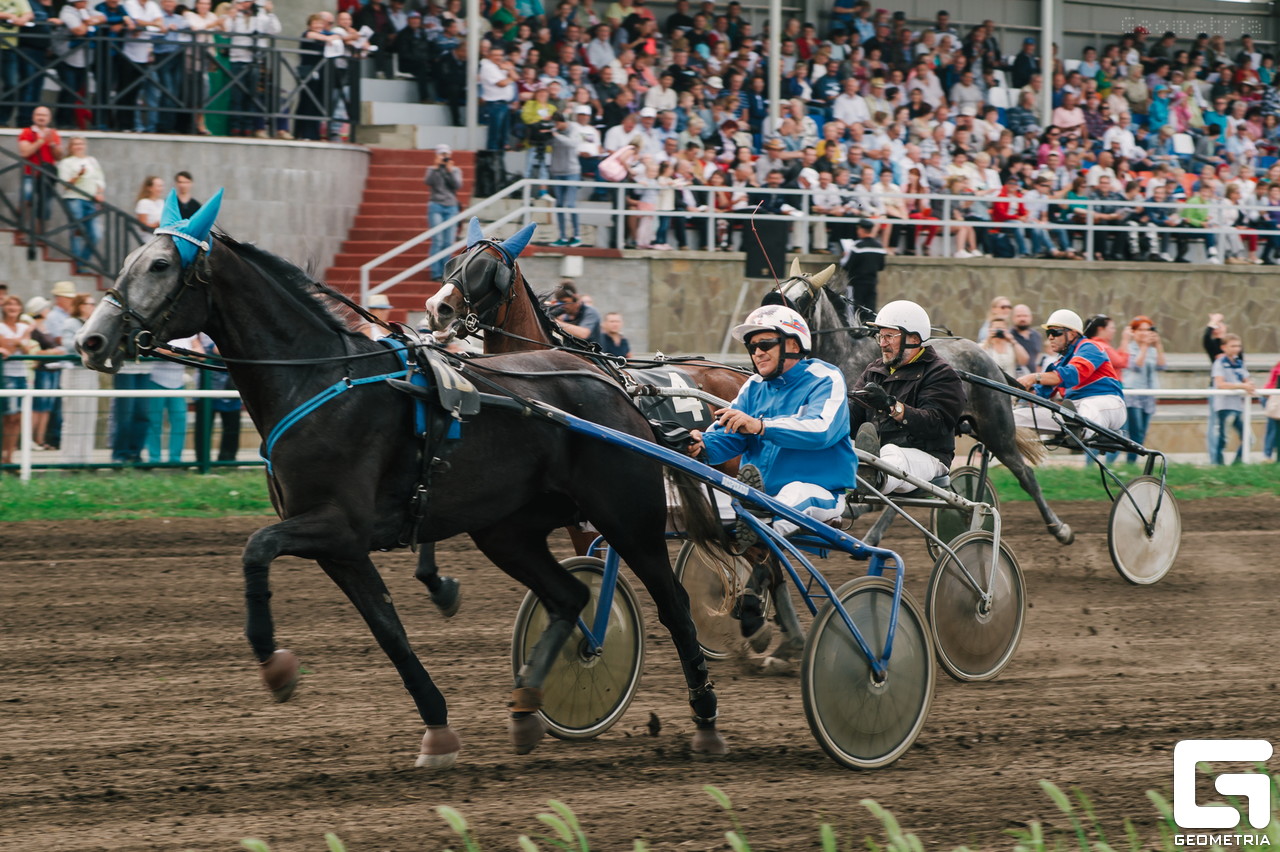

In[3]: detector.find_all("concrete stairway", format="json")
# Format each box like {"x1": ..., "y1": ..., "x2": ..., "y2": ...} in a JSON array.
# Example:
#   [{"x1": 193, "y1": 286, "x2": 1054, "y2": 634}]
[
  {"x1": 323, "y1": 146, "x2": 474, "y2": 324},
  {"x1": 0, "y1": 231, "x2": 103, "y2": 298}
]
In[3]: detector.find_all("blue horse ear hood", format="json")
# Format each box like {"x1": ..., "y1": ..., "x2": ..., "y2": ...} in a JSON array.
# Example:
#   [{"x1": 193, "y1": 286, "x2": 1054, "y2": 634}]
[
  {"x1": 157, "y1": 187, "x2": 224, "y2": 267},
  {"x1": 466, "y1": 216, "x2": 485, "y2": 247},
  {"x1": 497, "y1": 222, "x2": 536, "y2": 261}
]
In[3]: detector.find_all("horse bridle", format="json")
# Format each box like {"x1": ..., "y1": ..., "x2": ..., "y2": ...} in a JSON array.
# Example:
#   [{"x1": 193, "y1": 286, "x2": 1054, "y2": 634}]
[
  {"x1": 102, "y1": 242, "x2": 213, "y2": 360},
  {"x1": 441, "y1": 240, "x2": 519, "y2": 337}
]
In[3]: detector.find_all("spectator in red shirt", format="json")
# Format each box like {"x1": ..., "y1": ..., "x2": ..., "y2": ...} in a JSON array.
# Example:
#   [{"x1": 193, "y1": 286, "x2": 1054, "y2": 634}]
[
  {"x1": 990, "y1": 176, "x2": 1029, "y2": 256},
  {"x1": 17, "y1": 106, "x2": 62, "y2": 235}
]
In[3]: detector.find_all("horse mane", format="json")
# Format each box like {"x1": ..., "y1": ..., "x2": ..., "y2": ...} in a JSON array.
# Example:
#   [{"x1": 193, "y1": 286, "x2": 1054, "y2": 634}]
[{"x1": 214, "y1": 233, "x2": 368, "y2": 338}]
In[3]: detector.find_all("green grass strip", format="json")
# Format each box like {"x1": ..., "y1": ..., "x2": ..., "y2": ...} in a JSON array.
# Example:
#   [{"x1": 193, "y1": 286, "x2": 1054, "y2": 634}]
[
  {"x1": 3, "y1": 462, "x2": 1277, "y2": 522},
  {"x1": 1, "y1": 469, "x2": 275, "y2": 521},
  {"x1": 987, "y1": 462, "x2": 1280, "y2": 502}
]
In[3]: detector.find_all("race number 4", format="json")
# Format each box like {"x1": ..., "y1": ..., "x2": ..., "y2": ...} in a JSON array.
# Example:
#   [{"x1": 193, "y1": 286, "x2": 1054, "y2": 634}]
[{"x1": 1173, "y1": 739, "x2": 1274, "y2": 830}]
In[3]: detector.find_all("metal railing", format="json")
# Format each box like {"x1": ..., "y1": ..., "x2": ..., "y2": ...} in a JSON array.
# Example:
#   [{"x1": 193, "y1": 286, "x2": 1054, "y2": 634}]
[
  {"x1": 0, "y1": 31, "x2": 360, "y2": 142},
  {"x1": 361, "y1": 180, "x2": 1280, "y2": 299},
  {"x1": 3, "y1": 382, "x2": 1276, "y2": 481},
  {"x1": 0, "y1": 145, "x2": 149, "y2": 277}
]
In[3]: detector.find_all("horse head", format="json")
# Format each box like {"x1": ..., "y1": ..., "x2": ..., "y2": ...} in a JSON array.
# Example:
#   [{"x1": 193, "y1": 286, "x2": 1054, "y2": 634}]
[
  {"x1": 423, "y1": 217, "x2": 537, "y2": 341},
  {"x1": 764, "y1": 257, "x2": 838, "y2": 319},
  {"x1": 78, "y1": 189, "x2": 224, "y2": 373}
]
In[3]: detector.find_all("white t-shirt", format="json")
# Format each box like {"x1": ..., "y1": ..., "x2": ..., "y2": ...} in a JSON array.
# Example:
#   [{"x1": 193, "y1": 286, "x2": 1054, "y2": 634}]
[
  {"x1": 478, "y1": 58, "x2": 515, "y2": 102},
  {"x1": 121, "y1": 0, "x2": 163, "y2": 63},
  {"x1": 135, "y1": 197, "x2": 164, "y2": 229},
  {"x1": 2, "y1": 321, "x2": 32, "y2": 378},
  {"x1": 57, "y1": 5, "x2": 94, "y2": 68}
]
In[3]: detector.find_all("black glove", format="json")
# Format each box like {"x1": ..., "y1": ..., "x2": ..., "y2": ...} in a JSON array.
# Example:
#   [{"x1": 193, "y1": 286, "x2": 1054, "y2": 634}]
[{"x1": 859, "y1": 382, "x2": 897, "y2": 413}]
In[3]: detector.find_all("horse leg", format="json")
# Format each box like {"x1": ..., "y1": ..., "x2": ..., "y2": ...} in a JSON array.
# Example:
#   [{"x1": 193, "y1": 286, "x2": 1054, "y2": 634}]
[
  {"x1": 317, "y1": 555, "x2": 460, "y2": 770},
  {"x1": 760, "y1": 559, "x2": 806, "y2": 675},
  {"x1": 469, "y1": 523, "x2": 591, "y2": 756},
  {"x1": 995, "y1": 445, "x2": 1074, "y2": 545},
  {"x1": 413, "y1": 544, "x2": 461, "y2": 618},
  {"x1": 586, "y1": 514, "x2": 728, "y2": 757},
  {"x1": 861, "y1": 505, "x2": 897, "y2": 547},
  {"x1": 242, "y1": 513, "x2": 459, "y2": 769}
]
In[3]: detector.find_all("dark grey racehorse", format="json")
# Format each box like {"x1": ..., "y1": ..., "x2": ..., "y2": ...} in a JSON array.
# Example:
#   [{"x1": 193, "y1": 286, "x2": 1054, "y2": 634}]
[
  {"x1": 75, "y1": 225, "x2": 731, "y2": 767},
  {"x1": 771, "y1": 264, "x2": 1073, "y2": 546}
]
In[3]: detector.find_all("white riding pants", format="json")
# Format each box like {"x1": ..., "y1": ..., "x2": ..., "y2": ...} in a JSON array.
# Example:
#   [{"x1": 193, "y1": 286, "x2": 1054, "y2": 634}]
[
  {"x1": 770, "y1": 481, "x2": 845, "y2": 538},
  {"x1": 1013, "y1": 394, "x2": 1127, "y2": 438},
  {"x1": 878, "y1": 444, "x2": 949, "y2": 495}
]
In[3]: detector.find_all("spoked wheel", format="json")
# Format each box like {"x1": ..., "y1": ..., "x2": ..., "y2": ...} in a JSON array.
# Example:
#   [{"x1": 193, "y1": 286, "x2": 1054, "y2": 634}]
[
  {"x1": 673, "y1": 541, "x2": 772, "y2": 660},
  {"x1": 510, "y1": 556, "x2": 644, "y2": 740},
  {"x1": 926, "y1": 530, "x2": 1026, "y2": 682},
  {"x1": 801, "y1": 577, "x2": 935, "y2": 769},
  {"x1": 927, "y1": 465, "x2": 999, "y2": 560},
  {"x1": 1107, "y1": 476, "x2": 1181, "y2": 585}
]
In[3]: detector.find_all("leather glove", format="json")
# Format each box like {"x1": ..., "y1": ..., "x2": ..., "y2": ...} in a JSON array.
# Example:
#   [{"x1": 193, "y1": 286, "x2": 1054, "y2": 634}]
[{"x1": 859, "y1": 381, "x2": 897, "y2": 413}]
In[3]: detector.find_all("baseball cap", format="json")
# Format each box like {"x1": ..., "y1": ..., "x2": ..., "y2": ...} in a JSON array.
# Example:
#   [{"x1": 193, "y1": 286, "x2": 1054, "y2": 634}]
[
  {"x1": 763, "y1": 137, "x2": 785, "y2": 149},
  {"x1": 1023, "y1": 36, "x2": 1036, "y2": 45},
  {"x1": 960, "y1": 104, "x2": 978, "y2": 116},
  {"x1": 25, "y1": 296, "x2": 50, "y2": 316},
  {"x1": 706, "y1": 76, "x2": 723, "y2": 89},
  {"x1": 574, "y1": 104, "x2": 592, "y2": 116},
  {"x1": 639, "y1": 106, "x2": 657, "y2": 118},
  {"x1": 366, "y1": 294, "x2": 393, "y2": 310},
  {"x1": 407, "y1": 10, "x2": 421, "y2": 17},
  {"x1": 435, "y1": 143, "x2": 452, "y2": 156}
]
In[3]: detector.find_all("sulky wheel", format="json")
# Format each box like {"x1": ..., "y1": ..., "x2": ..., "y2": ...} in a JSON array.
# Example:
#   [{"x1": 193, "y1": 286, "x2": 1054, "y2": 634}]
[
  {"x1": 673, "y1": 541, "x2": 772, "y2": 660},
  {"x1": 800, "y1": 576, "x2": 935, "y2": 770},
  {"x1": 510, "y1": 556, "x2": 644, "y2": 740},
  {"x1": 927, "y1": 466, "x2": 999, "y2": 560},
  {"x1": 926, "y1": 530, "x2": 1026, "y2": 682},
  {"x1": 1107, "y1": 475, "x2": 1181, "y2": 585}
]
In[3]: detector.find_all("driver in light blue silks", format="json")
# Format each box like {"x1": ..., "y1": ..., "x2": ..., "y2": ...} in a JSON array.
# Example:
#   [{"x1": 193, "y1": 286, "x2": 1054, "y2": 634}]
[
  {"x1": 688, "y1": 305, "x2": 856, "y2": 540},
  {"x1": 155, "y1": 187, "x2": 224, "y2": 266}
]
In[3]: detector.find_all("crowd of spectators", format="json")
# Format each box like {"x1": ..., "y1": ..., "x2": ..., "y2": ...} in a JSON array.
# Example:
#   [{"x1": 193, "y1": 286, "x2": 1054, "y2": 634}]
[{"x1": 471, "y1": 0, "x2": 1280, "y2": 261}]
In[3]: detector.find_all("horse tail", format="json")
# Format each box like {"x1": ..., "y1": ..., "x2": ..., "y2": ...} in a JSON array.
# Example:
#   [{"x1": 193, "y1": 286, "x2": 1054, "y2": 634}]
[
  {"x1": 998, "y1": 369, "x2": 1049, "y2": 465},
  {"x1": 666, "y1": 470, "x2": 741, "y2": 598},
  {"x1": 1014, "y1": 427, "x2": 1048, "y2": 466}
]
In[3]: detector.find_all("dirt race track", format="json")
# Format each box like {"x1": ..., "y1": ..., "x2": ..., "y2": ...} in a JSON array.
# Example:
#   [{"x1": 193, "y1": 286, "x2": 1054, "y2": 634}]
[{"x1": 2, "y1": 497, "x2": 1278, "y2": 852}]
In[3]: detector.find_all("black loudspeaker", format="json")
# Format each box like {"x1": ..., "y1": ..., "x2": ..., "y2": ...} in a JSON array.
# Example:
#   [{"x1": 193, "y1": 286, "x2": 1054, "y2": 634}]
[
  {"x1": 743, "y1": 220, "x2": 788, "y2": 279},
  {"x1": 474, "y1": 149, "x2": 517, "y2": 197}
]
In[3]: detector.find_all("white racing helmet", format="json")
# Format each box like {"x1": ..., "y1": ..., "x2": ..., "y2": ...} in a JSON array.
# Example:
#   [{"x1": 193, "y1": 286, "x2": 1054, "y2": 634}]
[
  {"x1": 731, "y1": 305, "x2": 813, "y2": 351},
  {"x1": 1042, "y1": 309, "x2": 1084, "y2": 334},
  {"x1": 867, "y1": 299, "x2": 931, "y2": 342}
]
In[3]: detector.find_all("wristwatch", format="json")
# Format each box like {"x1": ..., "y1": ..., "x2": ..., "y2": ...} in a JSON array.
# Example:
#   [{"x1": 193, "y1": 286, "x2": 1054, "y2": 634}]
[{"x1": 892, "y1": 401, "x2": 905, "y2": 420}]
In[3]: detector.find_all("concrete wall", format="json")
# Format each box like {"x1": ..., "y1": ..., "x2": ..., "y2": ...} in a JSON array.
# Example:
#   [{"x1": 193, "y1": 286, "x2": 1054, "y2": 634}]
[
  {"x1": 0, "y1": 132, "x2": 369, "y2": 300},
  {"x1": 508, "y1": 251, "x2": 1278, "y2": 356}
]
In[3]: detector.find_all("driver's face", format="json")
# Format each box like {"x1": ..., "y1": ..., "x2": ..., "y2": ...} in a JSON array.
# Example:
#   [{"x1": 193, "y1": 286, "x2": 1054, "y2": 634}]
[
  {"x1": 745, "y1": 333, "x2": 787, "y2": 374},
  {"x1": 1045, "y1": 327, "x2": 1074, "y2": 354},
  {"x1": 877, "y1": 328, "x2": 903, "y2": 363}
]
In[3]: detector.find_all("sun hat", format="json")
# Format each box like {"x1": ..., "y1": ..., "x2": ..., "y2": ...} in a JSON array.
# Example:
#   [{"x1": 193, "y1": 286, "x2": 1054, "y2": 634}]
[
  {"x1": 25, "y1": 296, "x2": 51, "y2": 316},
  {"x1": 366, "y1": 294, "x2": 393, "y2": 310},
  {"x1": 51, "y1": 281, "x2": 77, "y2": 298}
]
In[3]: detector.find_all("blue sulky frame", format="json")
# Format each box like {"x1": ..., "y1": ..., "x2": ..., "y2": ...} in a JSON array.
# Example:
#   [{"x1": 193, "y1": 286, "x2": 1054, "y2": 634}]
[{"x1": 521, "y1": 398, "x2": 909, "y2": 681}]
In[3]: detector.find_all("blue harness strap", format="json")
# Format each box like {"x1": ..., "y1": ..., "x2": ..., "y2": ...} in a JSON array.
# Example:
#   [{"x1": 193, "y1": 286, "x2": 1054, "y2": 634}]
[{"x1": 260, "y1": 337, "x2": 418, "y2": 475}]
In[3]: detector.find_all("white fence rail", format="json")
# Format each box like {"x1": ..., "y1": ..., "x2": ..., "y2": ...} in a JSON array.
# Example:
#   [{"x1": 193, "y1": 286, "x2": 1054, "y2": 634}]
[
  {"x1": 361, "y1": 180, "x2": 1279, "y2": 301},
  {"x1": 3, "y1": 386, "x2": 1277, "y2": 483}
]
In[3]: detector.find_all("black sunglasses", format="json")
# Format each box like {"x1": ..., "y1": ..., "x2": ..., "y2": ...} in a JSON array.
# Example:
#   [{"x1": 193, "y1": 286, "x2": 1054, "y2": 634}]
[
  {"x1": 1045, "y1": 328, "x2": 1068, "y2": 338},
  {"x1": 745, "y1": 338, "x2": 783, "y2": 354}
]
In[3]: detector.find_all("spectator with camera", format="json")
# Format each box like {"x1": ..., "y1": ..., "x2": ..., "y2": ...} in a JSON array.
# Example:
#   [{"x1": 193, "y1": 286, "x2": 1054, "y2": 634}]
[
  {"x1": 549, "y1": 110, "x2": 585, "y2": 246},
  {"x1": 522, "y1": 84, "x2": 557, "y2": 197},
  {"x1": 425, "y1": 144, "x2": 463, "y2": 281},
  {"x1": 548, "y1": 281, "x2": 603, "y2": 348},
  {"x1": 980, "y1": 313, "x2": 1028, "y2": 376}
]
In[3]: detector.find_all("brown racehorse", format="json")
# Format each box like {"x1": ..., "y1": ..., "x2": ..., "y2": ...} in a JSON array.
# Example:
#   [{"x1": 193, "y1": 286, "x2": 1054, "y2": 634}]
[{"x1": 421, "y1": 220, "x2": 820, "y2": 553}]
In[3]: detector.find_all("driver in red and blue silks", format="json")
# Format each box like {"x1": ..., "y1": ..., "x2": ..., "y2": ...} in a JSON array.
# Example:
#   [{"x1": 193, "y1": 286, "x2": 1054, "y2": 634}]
[
  {"x1": 1014, "y1": 308, "x2": 1126, "y2": 434},
  {"x1": 688, "y1": 305, "x2": 856, "y2": 539}
]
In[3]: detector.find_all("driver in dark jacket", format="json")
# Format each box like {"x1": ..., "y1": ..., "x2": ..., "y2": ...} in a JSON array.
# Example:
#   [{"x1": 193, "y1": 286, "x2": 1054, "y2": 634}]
[{"x1": 850, "y1": 299, "x2": 967, "y2": 492}]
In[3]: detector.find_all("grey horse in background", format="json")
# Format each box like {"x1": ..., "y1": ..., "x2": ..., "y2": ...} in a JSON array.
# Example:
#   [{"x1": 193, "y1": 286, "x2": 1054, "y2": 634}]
[{"x1": 768, "y1": 261, "x2": 1073, "y2": 547}]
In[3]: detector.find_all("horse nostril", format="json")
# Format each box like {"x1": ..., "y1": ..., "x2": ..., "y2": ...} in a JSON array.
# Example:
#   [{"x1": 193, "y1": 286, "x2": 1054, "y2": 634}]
[
  {"x1": 435, "y1": 303, "x2": 453, "y2": 319},
  {"x1": 80, "y1": 333, "x2": 106, "y2": 353}
]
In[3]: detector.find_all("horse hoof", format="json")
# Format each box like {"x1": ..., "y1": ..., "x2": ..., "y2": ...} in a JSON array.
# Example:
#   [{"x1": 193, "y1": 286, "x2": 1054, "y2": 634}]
[
  {"x1": 509, "y1": 712, "x2": 546, "y2": 755},
  {"x1": 1052, "y1": 523, "x2": 1075, "y2": 546},
  {"x1": 759, "y1": 655, "x2": 797, "y2": 676},
  {"x1": 260, "y1": 649, "x2": 300, "y2": 703},
  {"x1": 691, "y1": 728, "x2": 729, "y2": 757},
  {"x1": 431, "y1": 577, "x2": 461, "y2": 618},
  {"x1": 416, "y1": 725, "x2": 461, "y2": 770}
]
